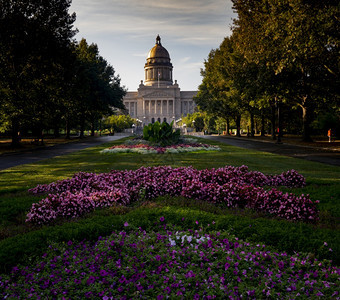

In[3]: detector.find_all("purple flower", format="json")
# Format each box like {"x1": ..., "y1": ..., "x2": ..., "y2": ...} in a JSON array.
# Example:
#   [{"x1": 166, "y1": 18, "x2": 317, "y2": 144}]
[
  {"x1": 160, "y1": 216, "x2": 165, "y2": 222},
  {"x1": 86, "y1": 276, "x2": 96, "y2": 285}
]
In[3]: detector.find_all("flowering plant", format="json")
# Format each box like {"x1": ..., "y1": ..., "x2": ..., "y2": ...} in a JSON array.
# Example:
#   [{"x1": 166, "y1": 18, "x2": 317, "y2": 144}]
[
  {"x1": 26, "y1": 166, "x2": 317, "y2": 225},
  {"x1": 100, "y1": 143, "x2": 221, "y2": 154},
  {"x1": 1, "y1": 226, "x2": 338, "y2": 299}
]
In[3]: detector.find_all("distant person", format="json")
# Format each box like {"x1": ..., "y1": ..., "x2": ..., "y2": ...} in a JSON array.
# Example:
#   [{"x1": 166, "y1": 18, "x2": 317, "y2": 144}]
[{"x1": 328, "y1": 128, "x2": 332, "y2": 143}]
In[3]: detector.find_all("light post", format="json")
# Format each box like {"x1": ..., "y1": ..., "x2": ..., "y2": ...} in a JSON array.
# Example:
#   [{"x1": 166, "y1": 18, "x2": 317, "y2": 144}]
[
  {"x1": 132, "y1": 124, "x2": 135, "y2": 135},
  {"x1": 192, "y1": 120, "x2": 195, "y2": 132}
]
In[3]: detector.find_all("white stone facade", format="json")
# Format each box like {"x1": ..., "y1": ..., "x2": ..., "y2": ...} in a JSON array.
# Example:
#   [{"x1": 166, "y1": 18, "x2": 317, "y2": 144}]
[{"x1": 123, "y1": 36, "x2": 197, "y2": 126}]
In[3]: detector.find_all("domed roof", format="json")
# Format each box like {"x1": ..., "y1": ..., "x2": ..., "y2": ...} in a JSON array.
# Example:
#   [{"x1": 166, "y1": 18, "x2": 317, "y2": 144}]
[{"x1": 147, "y1": 35, "x2": 170, "y2": 59}]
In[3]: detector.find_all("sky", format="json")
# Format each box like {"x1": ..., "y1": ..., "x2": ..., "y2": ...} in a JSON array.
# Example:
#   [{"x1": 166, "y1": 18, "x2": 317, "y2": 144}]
[{"x1": 69, "y1": 0, "x2": 236, "y2": 91}]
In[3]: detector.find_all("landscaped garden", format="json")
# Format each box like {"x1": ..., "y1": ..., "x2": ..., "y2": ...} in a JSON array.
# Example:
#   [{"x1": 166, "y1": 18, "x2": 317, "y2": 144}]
[{"x1": 0, "y1": 132, "x2": 339, "y2": 298}]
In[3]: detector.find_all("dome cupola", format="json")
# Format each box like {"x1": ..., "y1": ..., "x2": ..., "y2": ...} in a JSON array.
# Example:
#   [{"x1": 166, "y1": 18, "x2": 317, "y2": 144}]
[{"x1": 144, "y1": 35, "x2": 173, "y2": 86}]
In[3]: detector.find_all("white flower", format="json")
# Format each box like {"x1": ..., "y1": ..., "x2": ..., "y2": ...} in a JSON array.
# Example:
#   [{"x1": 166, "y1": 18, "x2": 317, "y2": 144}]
[{"x1": 169, "y1": 237, "x2": 176, "y2": 246}]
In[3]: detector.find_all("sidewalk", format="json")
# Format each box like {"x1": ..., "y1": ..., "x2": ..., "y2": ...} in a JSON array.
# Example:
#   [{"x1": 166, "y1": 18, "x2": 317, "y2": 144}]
[
  {"x1": 202, "y1": 135, "x2": 340, "y2": 167},
  {"x1": 0, "y1": 135, "x2": 130, "y2": 171}
]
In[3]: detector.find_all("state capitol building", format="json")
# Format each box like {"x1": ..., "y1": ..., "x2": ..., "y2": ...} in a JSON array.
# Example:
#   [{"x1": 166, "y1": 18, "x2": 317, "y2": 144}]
[{"x1": 123, "y1": 35, "x2": 197, "y2": 126}]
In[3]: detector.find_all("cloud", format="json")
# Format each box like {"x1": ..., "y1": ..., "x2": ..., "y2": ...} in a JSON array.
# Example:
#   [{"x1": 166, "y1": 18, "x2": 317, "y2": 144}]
[
  {"x1": 70, "y1": 0, "x2": 234, "y2": 46},
  {"x1": 69, "y1": 0, "x2": 236, "y2": 90},
  {"x1": 133, "y1": 53, "x2": 149, "y2": 57},
  {"x1": 180, "y1": 57, "x2": 191, "y2": 64},
  {"x1": 177, "y1": 61, "x2": 203, "y2": 71}
]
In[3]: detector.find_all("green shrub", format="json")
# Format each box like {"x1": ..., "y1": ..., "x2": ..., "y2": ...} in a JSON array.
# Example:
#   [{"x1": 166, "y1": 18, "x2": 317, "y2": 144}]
[{"x1": 142, "y1": 121, "x2": 180, "y2": 146}]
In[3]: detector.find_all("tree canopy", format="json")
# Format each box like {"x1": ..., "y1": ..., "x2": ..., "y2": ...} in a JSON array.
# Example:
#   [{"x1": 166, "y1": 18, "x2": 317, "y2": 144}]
[
  {"x1": 0, "y1": 0, "x2": 126, "y2": 145},
  {"x1": 196, "y1": 0, "x2": 340, "y2": 141}
]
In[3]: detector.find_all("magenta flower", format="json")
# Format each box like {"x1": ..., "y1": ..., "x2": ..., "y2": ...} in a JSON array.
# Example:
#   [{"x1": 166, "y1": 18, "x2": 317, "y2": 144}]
[{"x1": 26, "y1": 165, "x2": 317, "y2": 225}]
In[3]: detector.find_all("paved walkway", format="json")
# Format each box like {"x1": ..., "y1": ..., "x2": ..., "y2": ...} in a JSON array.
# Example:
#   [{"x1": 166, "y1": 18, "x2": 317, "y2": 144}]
[
  {"x1": 0, "y1": 135, "x2": 129, "y2": 171},
  {"x1": 201, "y1": 135, "x2": 340, "y2": 167}
]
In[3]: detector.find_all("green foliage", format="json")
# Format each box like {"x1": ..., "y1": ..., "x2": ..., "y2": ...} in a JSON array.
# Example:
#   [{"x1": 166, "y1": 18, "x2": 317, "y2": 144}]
[
  {"x1": 312, "y1": 109, "x2": 340, "y2": 136},
  {"x1": 70, "y1": 39, "x2": 126, "y2": 137},
  {"x1": 104, "y1": 114, "x2": 135, "y2": 133},
  {"x1": 0, "y1": 3, "x2": 126, "y2": 143},
  {"x1": 231, "y1": 0, "x2": 340, "y2": 141},
  {"x1": 0, "y1": 112, "x2": 10, "y2": 133},
  {"x1": 0, "y1": 0, "x2": 77, "y2": 144},
  {"x1": 197, "y1": 1, "x2": 339, "y2": 140},
  {"x1": 0, "y1": 203, "x2": 338, "y2": 274},
  {"x1": 142, "y1": 121, "x2": 180, "y2": 146},
  {"x1": 181, "y1": 111, "x2": 214, "y2": 132}
]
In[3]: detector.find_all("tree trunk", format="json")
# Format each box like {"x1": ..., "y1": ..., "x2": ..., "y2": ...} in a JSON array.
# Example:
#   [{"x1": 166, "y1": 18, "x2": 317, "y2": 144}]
[
  {"x1": 226, "y1": 118, "x2": 230, "y2": 135},
  {"x1": 54, "y1": 125, "x2": 60, "y2": 138},
  {"x1": 38, "y1": 127, "x2": 44, "y2": 145},
  {"x1": 236, "y1": 115, "x2": 241, "y2": 137},
  {"x1": 79, "y1": 116, "x2": 85, "y2": 138},
  {"x1": 250, "y1": 112, "x2": 255, "y2": 137},
  {"x1": 66, "y1": 120, "x2": 71, "y2": 139},
  {"x1": 271, "y1": 103, "x2": 276, "y2": 140},
  {"x1": 11, "y1": 118, "x2": 20, "y2": 147},
  {"x1": 261, "y1": 113, "x2": 265, "y2": 136},
  {"x1": 301, "y1": 101, "x2": 313, "y2": 142}
]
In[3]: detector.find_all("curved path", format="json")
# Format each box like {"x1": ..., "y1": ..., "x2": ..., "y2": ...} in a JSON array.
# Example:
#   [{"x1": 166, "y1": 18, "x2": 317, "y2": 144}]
[
  {"x1": 0, "y1": 135, "x2": 129, "y2": 171},
  {"x1": 201, "y1": 135, "x2": 340, "y2": 167}
]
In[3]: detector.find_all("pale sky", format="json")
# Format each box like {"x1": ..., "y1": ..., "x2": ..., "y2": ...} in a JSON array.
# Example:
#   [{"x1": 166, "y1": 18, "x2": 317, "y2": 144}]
[{"x1": 70, "y1": 0, "x2": 236, "y2": 91}]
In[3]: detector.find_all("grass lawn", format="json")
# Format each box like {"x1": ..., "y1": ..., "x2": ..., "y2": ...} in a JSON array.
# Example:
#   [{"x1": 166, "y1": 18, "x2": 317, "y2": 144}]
[{"x1": 0, "y1": 136, "x2": 339, "y2": 297}]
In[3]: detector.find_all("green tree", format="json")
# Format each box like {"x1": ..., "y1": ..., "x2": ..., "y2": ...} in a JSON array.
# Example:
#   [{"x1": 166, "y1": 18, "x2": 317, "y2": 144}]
[
  {"x1": 73, "y1": 39, "x2": 126, "y2": 137},
  {"x1": 104, "y1": 114, "x2": 135, "y2": 133},
  {"x1": 232, "y1": 0, "x2": 340, "y2": 141},
  {"x1": 0, "y1": 0, "x2": 77, "y2": 145},
  {"x1": 195, "y1": 37, "x2": 246, "y2": 136}
]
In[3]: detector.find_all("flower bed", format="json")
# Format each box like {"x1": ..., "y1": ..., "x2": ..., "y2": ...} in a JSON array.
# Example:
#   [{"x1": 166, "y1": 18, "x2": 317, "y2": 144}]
[
  {"x1": 26, "y1": 166, "x2": 318, "y2": 225},
  {"x1": 100, "y1": 143, "x2": 221, "y2": 154},
  {"x1": 1, "y1": 226, "x2": 338, "y2": 299}
]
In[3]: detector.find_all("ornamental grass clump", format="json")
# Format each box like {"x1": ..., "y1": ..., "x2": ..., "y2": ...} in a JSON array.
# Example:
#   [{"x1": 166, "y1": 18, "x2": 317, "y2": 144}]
[
  {"x1": 27, "y1": 165, "x2": 317, "y2": 225},
  {"x1": 1, "y1": 226, "x2": 339, "y2": 299}
]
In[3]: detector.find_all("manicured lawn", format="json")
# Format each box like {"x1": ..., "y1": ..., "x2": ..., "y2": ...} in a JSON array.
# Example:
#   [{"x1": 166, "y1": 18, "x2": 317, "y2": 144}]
[{"x1": 0, "y1": 136, "x2": 339, "y2": 298}]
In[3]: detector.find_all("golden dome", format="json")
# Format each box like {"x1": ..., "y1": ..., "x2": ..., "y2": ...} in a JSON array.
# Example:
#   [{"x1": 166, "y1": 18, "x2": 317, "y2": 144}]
[{"x1": 147, "y1": 35, "x2": 170, "y2": 59}]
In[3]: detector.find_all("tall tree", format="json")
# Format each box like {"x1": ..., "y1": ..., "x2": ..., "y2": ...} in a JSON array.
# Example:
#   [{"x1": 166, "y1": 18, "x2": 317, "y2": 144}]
[
  {"x1": 73, "y1": 39, "x2": 126, "y2": 137},
  {"x1": 0, "y1": 0, "x2": 77, "y2": 145},
  {"x1": 232, "y1": 0, "x2": 340, "y2": 141},
  {"x1": 195, "y1": 37, "x2": 244, "y2": 136}
]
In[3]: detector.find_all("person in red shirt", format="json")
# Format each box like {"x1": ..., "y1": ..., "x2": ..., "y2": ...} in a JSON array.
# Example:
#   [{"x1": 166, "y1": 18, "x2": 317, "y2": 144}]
[{"x1": 328, "y1": 129, "x2": 332, "y2": 142}]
